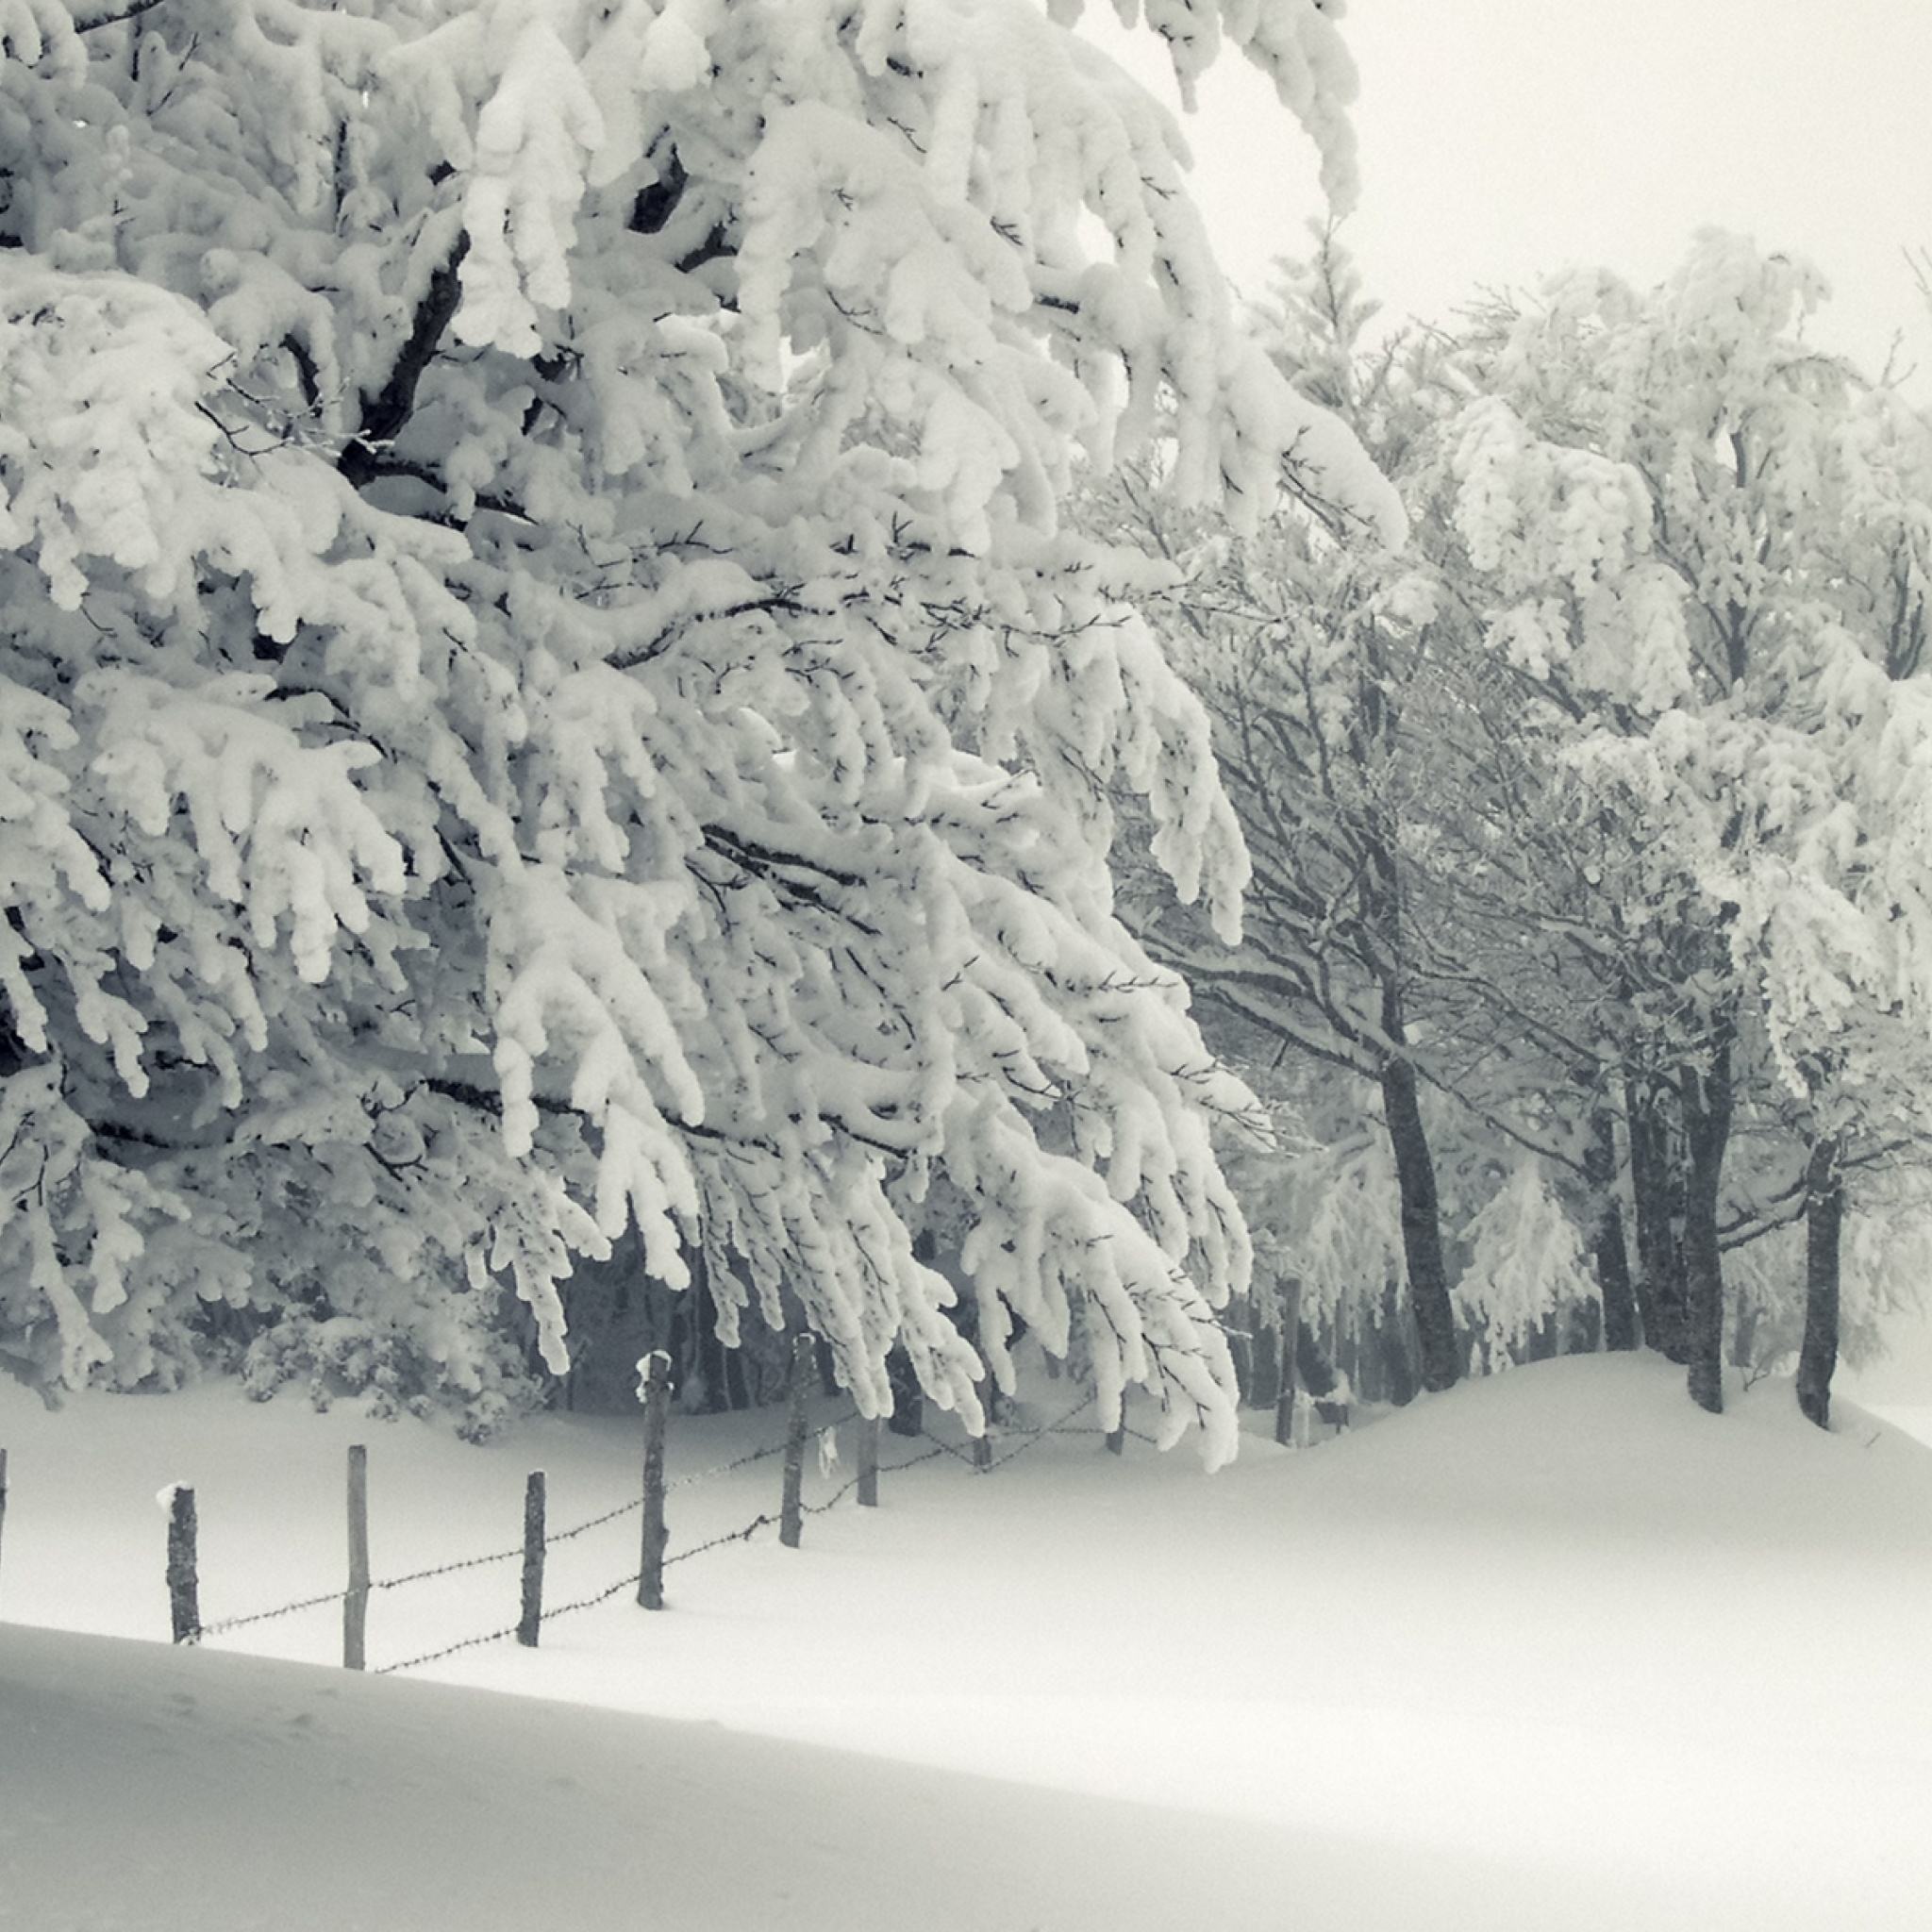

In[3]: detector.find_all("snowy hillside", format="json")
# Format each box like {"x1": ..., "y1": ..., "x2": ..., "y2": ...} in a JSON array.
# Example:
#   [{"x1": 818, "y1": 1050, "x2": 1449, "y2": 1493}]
[{"x1": 5, "y1": 1355, "x2": 1932, "y2": 1930}]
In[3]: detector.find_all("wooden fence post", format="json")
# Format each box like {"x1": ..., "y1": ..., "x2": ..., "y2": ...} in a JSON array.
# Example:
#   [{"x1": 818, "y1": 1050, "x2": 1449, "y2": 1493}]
[
  {"x1": 637, "y1": 1351, "x2": 670, "y2": 1610},
  {"x1": 343, "y1": 1444, "x2": 370, "y2": 1671},
  {"x1": 779, "y1": 1333, "x2": 813, "y2": 1547},
  {"x1": 165, "y1": 1484, "x2": 200, "y2": 1643},
  {"x1": 0, "y1": 1447, "x2": 8, "y2": 1579},
  {"x1": 518, "y1": 1470, "x2": 546, "y2": 1647},
  {"x1": 1106, "y1": 1420, "x2": 1125, "y2": 1456},
  {"x1": 856, "y1": 1415, "x2": 879, "y2": 1507}
]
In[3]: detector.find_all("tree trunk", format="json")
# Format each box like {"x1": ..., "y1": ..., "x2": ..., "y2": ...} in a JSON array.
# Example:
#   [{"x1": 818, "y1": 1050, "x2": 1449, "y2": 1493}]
[
  {"x1": 1274, "y1": 1277, "x2": 1303, "y2": 1446},
  {"x1": 1796, "y1": 1134, "x2": 1843, "y2": 1431},
  {"x1": 1625, "y1": 1076, "x2": 1689, "y2": 1362},
  {"x1": 1225, "y1": 1291, "x2": 1258, "y2": 1407},
  {"x1": 678, "y1": 1244, "x2": 738, "y2": 1413},
  {"x1": 1247, "y1": 1283, "x2": 1283, "y2": 1414},
  {"x1": 884, "y1": 1344, "x2": 924, "y2": 1438},
  {"x1": 1584, "y1": 1103, "x2": 1641, "y2": 1352},
  {"x1": 1378, "y1": 1055, "x2": 1459, "y2": 1393},
  {"x1": 1680, "y1": 1030, "x2": 1735, "y2": 1416},
  {"x1": 1379, "y1": 1300, "x2": 1422, "y2": 1405}
]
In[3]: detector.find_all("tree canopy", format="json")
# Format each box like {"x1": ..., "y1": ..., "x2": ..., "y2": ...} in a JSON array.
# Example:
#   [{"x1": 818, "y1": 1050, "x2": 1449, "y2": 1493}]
[
  {"x1": 0, "y1": 0, "x2": 1396, "y2": 1457},
  {"x1": 1102, "y1": 225, "x2": 1932, "y2": 1427}
]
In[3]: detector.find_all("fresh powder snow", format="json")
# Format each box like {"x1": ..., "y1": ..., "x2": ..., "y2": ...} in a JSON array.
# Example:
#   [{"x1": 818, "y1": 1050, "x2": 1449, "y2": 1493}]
[{"x1": 5, "y1": 1353, "x2": 1932, "y2": 1929}]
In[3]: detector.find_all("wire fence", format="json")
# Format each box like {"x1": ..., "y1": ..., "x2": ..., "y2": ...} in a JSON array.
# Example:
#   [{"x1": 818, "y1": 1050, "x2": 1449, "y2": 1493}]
[{"x1": 137, "y1": 1383, "x2": 1115, "y2": 1675}]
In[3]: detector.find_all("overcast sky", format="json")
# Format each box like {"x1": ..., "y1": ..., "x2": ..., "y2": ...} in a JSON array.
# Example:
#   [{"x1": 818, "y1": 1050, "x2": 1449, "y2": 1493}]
[{"x1": 1103, "y1": 0, "x2": 1932, "y2": 391}]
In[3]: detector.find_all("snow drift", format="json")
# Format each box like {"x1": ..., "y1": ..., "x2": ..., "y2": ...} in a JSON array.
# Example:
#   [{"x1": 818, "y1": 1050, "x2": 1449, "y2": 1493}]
[{"x1": 4, "y1": 1354, "x2": 1932, "y2": 1930}]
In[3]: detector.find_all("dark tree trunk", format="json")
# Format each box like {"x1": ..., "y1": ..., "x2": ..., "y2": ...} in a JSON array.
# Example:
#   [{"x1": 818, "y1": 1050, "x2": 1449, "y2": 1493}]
[
  {"x1": 884, "y1": 1344, "x2": 924, "y2": 1437},
  {"x1": 677, "y1": 1246, "x2": 744, "y2": 1413},
  {"x1": 1524, "y1": 1312, "x2": 1558, "y2": 1363},
  {"x1": 1226, "y1": 1291, "x2": 1259, "y2": 1407},
  {"x1": 1295, "y1": 1317, "x2": 1341, "y2": 1400},
  {"x1": 1273, "y1": 1276, "x2": 1303, "y2": 1446},
  {"x1": 1584, "y1": 1103, "x2": 1641, "y2": 1351},
  {"x1": 1379, "y1": 1299, "x2": 1421, "y2": 1406},
  {"x1": 1342, "y1": 1304, "x2": 1377, "y2": 1404},
  {"x1": 1378, "y1": 1054, "x2": 1460, "y2": 1393},
  {"x1": 1796, "y1": 1134, "x2": 1844, "y2": 1431},
  {"x1": 1681, "y1": 1028, "x2": 1735, "y2": 1415},
  {"x1": 1625, "y1": 1077, "x2": 1690, "y2": 1362},
  {"x1": 1246, "y1": 1283, "x2": 1283, "y2": 1413}
]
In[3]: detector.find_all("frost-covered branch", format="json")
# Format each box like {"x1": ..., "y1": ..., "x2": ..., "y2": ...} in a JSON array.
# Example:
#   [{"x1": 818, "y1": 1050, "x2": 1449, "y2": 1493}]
[
  {"x1": 0, "y1": 0, "x2": 1377, "y2": 1457},
  {"x1": 73, "y1": 0, "x2": 165, "y2": 31},
  {"x1": 339, "y1": 232, "x2": 471, "y2": 491}
]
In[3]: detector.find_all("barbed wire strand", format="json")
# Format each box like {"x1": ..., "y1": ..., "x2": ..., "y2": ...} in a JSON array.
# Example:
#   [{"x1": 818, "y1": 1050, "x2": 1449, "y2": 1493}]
[
  {"x1": 197, "y1": 1428, "x2": 803, "y2": 1638},
  {"x1": 372, "y1": 1542, "x2": 522, "y2": 1591},
  {"x1": 376, "y1": 1443, "x2": 893, "y2": 1674},
  {"x1": 199, "y1": 1587, "x2": 347, "y2": 1640},
  {"x1": 371, "y1": 1620, "x2": 525, "y2": 1675},
  {"x1": 219, "y1": 1391, "x2": 1115, "y2": 1667},
  {"x1": 910, "y1": 1389, "x2": 1100, "y2": 1473},
  {"x1": 374, "y1": 1509, "x2": 788, "y2": 1674},
  {"x1": 917, "y1": 1428, "x2": 982, "y2": 1468},
  {"x1": 665, "y1": 1510, "x2": 780, "y2": 1567},
  {"x1": 802, "y1": 1474, "x2": 860, "y2": 1515}
]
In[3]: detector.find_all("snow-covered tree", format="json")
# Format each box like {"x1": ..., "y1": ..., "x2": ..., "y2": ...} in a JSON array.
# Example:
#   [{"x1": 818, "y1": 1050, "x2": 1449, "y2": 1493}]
[
  {"x1": 1442, "y1": 231, "x2": 1932, "y2": 1419},
  {"x1": 1121, "y1": 225, "x2": 1932, "y2": 1428},
  {"x1": 0, "y1": 0, "x2": 1397, "y2": 1459},
  {"x1": 1453, "y1": 1155, "x2": 1596, "y2": 1372},
  {"x1": 1091, "y1": 228, "x2": 1470, "y2": 1394}
]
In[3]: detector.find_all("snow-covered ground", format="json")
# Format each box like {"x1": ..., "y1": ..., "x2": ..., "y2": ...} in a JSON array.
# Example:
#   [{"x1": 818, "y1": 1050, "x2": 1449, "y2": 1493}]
[{"x1": 5, "y1": 1354, "x2": 1932, "y2": 1930}]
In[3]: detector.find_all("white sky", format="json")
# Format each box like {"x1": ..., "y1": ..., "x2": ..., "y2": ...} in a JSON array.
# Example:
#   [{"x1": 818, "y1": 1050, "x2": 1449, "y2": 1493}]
[{"x1": 1101, "y1": 0, "x2": 1932, "y2": 390}]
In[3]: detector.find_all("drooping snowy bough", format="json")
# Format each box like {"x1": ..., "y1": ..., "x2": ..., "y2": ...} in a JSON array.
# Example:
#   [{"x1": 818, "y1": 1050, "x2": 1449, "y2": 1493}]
[{"x1": 0, "y1": 0, "x2": 1396, "y2": 1458}]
